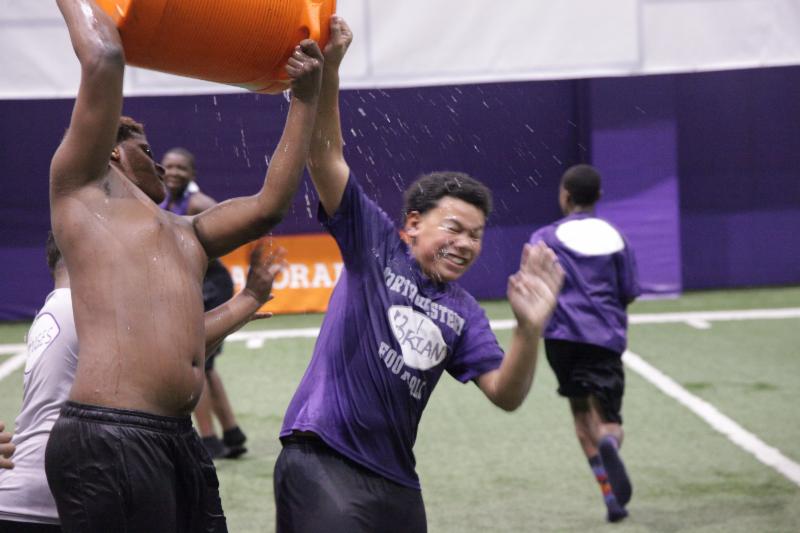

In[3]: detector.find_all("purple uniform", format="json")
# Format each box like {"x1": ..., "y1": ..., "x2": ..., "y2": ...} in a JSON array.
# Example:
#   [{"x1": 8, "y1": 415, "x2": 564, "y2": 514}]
[
  {"x1": 281, "y1": 175, "x2": 504, "y2": 489},
  {"x1": 530, "y1": 213, "x2": 640, "y2": 353}
]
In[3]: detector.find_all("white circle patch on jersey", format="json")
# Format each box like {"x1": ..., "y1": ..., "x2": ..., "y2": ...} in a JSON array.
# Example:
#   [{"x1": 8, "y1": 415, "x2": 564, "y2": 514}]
[
  {"x1": 555, "y1": 218, "x2": 625, "y2": 256},
  {"x1": 25, "y1": 313, "x2": 60, "y2": 373},
  {"x1": 388, "y1": 305, "x2": 448, "y2": 370}
]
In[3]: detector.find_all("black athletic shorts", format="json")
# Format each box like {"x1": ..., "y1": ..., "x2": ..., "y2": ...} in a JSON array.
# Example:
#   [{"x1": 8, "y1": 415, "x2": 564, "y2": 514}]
[
  {"x1": 545, "y1": 339, "x2": 625, "y2": 424},
  {"x1": 44, "y1": 402, "x2": 227, "y2": 533},
  {"x1": 0, "y1": 519, "x2": 61, "y2": 532},
  {"x1": 203, "y1": 260, "x2": 235, "y2": 369},
  {"x1": 274, "y1": 435, "x2": 427, "y2": 533}
]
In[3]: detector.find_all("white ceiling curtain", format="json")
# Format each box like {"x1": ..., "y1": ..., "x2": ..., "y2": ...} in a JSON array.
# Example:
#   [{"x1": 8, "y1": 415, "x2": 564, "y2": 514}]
[{"x1": 0, "y1": 0, "x2": 798, "y2": 99}]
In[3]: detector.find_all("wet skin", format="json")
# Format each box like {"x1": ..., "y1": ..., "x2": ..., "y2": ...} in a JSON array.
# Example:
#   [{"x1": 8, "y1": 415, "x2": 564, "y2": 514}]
[{"x1": 52, "y1": 0, "x2": 323, "y2": 416}]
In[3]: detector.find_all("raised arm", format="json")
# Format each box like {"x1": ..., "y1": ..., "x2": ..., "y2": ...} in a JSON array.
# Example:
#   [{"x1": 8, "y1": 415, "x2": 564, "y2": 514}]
[
  {"x1": 50, "y1": 0, "x2": 124, "y2": 199},
  {"x1": 193, "y1": 41, "x2": 323, "y2": 259},
  {"x1": 203, "y1": 243, "x2": 286, "y2": 356},
  {"x1": 477, "y1": 243, "x2": 564, "y2": 410},
  {"x1": 306, "y1": 15, "x2": 353, "y2": 216},
  {"x1": 0, "y1": 421, "x2": 15, "y2": 469}
]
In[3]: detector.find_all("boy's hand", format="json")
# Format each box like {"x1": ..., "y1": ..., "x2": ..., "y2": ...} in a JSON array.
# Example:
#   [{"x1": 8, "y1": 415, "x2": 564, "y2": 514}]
[
  {"x1": 242, "y1": 242, "x2": 288, "y2": 308},
  {"x1": 507, "y1": 243, "x2": 564, "y2": 335},
  {"x1": 287, "y1": 40, "x2": 324, "y2": 102},
  {"x1": 323, "y1": 16, "x2": 353, "y2": 69},
  {"x1": 0, "y1": 421, "x2": 15, "y2": 469}
]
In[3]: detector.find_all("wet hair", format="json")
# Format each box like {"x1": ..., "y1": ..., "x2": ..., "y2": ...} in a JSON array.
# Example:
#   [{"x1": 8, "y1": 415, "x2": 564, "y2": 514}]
[
  {"x1": 403, "y1": 171, "x2": 493, "y2": 219},
  {"x1": 561, "y1": 164, "x2": 601, "y2": 206},
  {"x1": 45, "y1": 231, "x2": 62, "y2": 278},
  {"x1": 163, "y1": 147, "x2": 196, "y2": 171},
  {"x1": 116, "y1": 116, "x2": 145, "y2": 144}
]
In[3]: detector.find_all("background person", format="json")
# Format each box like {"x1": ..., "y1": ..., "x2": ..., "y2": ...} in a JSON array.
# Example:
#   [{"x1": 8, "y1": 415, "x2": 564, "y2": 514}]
[
  {"x1": 529, "y1": 163, "x2": 640, "y2": 522},
  {"x1": 161, "y1": 147, "x2": 248, "y2": 459}
]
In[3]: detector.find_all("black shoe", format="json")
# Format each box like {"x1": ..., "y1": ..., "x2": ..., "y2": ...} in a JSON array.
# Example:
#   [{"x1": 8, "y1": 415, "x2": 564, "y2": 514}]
[
  {"x1": 223, "y1": 426, "x2": 247, "y2": 447},
  {"x1": 201, "y1": 436, "x2": 231, "y2": 459},
  {"x1": 599, "y1": 436, "x2": 632, "y2": 507},
  {"x1": 222, "y1": 426, "x2": 247, "y2": 459}
]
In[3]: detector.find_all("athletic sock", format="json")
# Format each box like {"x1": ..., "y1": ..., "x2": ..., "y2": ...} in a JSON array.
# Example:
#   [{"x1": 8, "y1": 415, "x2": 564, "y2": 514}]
[
  {"x1": 589, "y1": 454, "x2": 628, "y2": 522},
  {"x1": 598, "y1": 435, "x2": 633, "y2": 507}
]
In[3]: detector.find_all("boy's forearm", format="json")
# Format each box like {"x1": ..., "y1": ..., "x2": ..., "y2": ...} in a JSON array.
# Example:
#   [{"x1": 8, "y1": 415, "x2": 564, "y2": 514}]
[
  {"x1": 255, "y1": 95, "x2": 319, "y2": 222},
  {"x1": 486, "y1": 326, "x2": 541, "y2": 411},
  {"x1": 309, "y1": 66, "x2": 344, "y2": 167},
  {"x1": 203, "y1": 291, "x2": 261, "y2": 357}
]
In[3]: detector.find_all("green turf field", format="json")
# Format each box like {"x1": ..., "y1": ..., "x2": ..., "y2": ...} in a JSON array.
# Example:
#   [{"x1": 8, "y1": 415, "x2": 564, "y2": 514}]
[{"x1": 1, "y1": 286, "x2": 798, "y2": 532}]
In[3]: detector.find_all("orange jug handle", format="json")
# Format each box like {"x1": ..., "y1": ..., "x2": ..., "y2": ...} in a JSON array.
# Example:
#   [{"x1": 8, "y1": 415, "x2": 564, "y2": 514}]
[{"x1": 95, "y1": 0, "x2": 132, "y2": 25}]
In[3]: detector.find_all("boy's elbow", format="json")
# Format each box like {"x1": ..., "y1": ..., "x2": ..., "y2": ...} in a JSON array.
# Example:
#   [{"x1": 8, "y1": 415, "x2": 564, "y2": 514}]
[
  {"x1": 495, "y1": 396, "x2": 523, "y2": 412},
  {"x1": 81, "y1": 44, "x2": 125, "y2": 75},
  {"x1": 253, "y1": 209, "x2": 287, "y2": 235}
]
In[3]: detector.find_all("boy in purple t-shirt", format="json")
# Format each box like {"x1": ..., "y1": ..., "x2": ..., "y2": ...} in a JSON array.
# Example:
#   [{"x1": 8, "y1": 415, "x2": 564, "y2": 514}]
[
  {"x1": 529, "y1": 164, "x2": 640, "y2": 523},
  {"x1": 274, "y1": 17, "x2": 564, "y2": 533}
]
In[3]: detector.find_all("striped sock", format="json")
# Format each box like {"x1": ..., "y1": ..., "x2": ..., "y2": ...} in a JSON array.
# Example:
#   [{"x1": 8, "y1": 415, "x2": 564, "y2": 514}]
[{"x1": 589, "y1": 455, "x2": 628, "y2": 522}]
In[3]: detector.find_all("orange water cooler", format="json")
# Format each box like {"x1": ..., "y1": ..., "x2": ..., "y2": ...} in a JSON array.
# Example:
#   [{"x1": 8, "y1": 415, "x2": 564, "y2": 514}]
[{"x1": 96, "y1": 0, "x2": 336, "y2": 93}]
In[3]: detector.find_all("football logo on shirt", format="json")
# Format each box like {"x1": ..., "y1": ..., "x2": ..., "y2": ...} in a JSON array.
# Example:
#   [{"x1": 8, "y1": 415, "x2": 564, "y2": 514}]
[
  {"x1": 388, "y1": 305, "x2": 448, "y2": 370},
  {"x1": 25, "y1": 313, "x2": 60, "y2": 373}
]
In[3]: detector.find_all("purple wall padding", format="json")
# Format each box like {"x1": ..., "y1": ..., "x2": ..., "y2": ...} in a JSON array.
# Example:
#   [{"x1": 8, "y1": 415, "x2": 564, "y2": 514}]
[
  {"x1": 588, "y1": 76, "x2": 682, "y2": 294},
  {"x1": 1, "y1": 67, "x2": 799, "y2": 319},
  {"x1": 676, "y1": 68, "x2": 800, "y2": 288}
]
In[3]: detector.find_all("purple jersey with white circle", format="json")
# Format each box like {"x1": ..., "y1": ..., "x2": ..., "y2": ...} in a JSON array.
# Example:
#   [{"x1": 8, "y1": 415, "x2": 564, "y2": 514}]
[
  {"x1": 281, "y1": 175, "x2": 504, "y2": 489},
  {"x1": 530, "y1": 213, "x2": 640, "y2": 353}
]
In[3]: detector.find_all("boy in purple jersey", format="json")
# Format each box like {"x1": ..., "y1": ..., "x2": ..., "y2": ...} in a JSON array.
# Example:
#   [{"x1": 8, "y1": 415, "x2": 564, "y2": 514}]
[
  {"x1": 529, "y1": 164, "x2": 641, "y2": 523},
  {"x1": 274, "y1": 17, "x2": 564, "y2": 533}
]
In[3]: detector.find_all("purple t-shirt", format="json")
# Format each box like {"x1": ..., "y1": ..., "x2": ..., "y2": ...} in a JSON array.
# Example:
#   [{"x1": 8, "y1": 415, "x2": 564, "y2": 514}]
[
  {"x1": 530, "y1": 213, "x2": 640, "y2": 354},
  {"x1": 281, "y1": 175, "x2": 504, "y2": 489}
]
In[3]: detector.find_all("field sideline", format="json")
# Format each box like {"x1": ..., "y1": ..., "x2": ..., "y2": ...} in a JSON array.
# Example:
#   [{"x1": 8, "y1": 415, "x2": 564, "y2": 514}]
[{"x1": 1, "y1": 286, "x2": 798, "y2": 532}]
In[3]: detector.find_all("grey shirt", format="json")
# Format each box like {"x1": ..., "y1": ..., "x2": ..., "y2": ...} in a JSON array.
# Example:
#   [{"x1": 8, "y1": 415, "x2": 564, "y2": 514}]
[{"x1": 0, "y1": 289, "x2": 77, "y2": 525}]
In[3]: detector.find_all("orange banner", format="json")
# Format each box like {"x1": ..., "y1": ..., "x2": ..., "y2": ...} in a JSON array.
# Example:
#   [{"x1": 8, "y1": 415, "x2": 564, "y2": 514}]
[{"x1": 219, "y1": 233, "x2": 343, "y2": 314}]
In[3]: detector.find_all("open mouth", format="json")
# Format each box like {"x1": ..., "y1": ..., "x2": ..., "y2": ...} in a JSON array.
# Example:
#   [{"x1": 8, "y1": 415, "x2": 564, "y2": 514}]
[{"x1": 438, "y1": 249, "x2": 468, "y2": 267}]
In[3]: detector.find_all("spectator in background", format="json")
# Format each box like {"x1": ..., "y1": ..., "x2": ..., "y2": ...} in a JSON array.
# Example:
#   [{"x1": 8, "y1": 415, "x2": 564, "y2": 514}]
[
  {"x1": 529, "y1": 164, "x2": 640, "y2": 523},
  {"x1": 161, "y1": 147, "x2": 248, "y2": 459}
]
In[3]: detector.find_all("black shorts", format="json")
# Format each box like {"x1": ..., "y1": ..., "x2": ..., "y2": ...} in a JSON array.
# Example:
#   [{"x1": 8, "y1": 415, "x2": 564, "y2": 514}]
[
  {"x1": 203, "y1": 260, "x2": 235, "y2": 370},
  {"x1": 545, "y1": 339, "x2": 625, "y2": 424},
  {"x1": 0, "y1": 520, "x2": 61, "y2": 532},
  {"x1": 274, "y1": 435, "x2": 427, "y2": 533},
  {"x1": 44, "y1": 402, "x2": 227, "y2": 533}
]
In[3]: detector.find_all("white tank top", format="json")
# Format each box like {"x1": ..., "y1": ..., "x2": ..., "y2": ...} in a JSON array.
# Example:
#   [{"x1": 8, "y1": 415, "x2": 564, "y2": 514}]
[{"x1": 0, "y1": 289, "x2": 77, "y2": 525}]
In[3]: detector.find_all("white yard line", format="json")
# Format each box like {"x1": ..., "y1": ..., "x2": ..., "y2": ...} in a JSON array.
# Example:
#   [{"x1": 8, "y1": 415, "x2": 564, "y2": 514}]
[
  {"x1": 623, "y1": 350, "x2": 800, "y2": 488},
  {"x1": 1, "y1": 305, "x2": 799, "y2": 487},
  {"x1": 1, "y1": 308, "x2": 798, "y2": 355},
  {"x1": 0, "y1": 343, "x2": 26, "y2": 356},
  {"x1": 0, "y1": 351, "x2": 26, "y2": 381}
]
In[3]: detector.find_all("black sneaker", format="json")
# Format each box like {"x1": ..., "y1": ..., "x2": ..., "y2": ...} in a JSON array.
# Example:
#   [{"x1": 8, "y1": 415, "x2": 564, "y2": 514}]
[
  {"x1": 222, "y1": 426, "x2": 247, "y2": 459},
  {"x1": 599, "y1": 436, "x2": 632, "y2": 507},
  {"x1": 201, "y1": 436, "x2": 231, "y2": 460}
]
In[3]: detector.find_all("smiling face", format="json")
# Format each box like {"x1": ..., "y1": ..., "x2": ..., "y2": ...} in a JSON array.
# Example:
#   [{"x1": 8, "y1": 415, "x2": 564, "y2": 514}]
[
  {"x1": 405, "y1": 196, "x2": 486, "y2": 283},
  {"x1": 161, "y1": 150, "x2": 195, "y2": 200},
  {"x1": 113, "y1": 133, "x2": 165, "y2": 204}
]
